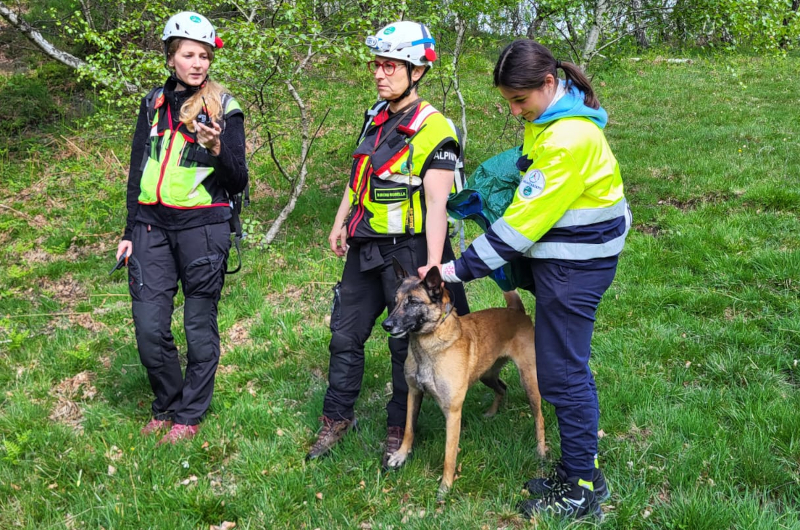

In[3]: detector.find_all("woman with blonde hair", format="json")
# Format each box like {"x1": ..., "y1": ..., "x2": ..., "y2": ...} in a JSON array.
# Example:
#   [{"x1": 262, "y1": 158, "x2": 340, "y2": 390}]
[{"x1": 116, "y1": 11, "x2": 248, "y2": 445}]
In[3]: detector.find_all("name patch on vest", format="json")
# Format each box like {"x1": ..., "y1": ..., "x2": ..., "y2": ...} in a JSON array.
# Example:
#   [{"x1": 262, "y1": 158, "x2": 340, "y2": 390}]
[
  {"x1": 373, "y1": 187, "x2": 409, "y2": 203},
  {"x1": 519, "y1": 169, "x2": 546, "y2": 199}
]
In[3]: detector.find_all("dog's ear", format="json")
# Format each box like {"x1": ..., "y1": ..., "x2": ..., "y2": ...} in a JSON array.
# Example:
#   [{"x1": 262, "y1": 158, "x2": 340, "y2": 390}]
[
  {"x1": 424, "y1": 266, "x2": 444, "y2": 300},
  {"x1": 392, "y1": 256, "x2": 410, "y2": 280}
]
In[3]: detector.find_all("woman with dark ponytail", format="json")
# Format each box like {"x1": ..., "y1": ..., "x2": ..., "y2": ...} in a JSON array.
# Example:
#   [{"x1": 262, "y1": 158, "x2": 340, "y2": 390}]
[{"x1": 423, "y1": 39, "x2": 630, "y2": 520}]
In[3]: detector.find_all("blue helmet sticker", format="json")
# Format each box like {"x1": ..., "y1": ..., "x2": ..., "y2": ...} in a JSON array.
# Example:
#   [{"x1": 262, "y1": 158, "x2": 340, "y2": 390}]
[{"x1": 190, "y1": 15, "x2": 201, "y2": 23}]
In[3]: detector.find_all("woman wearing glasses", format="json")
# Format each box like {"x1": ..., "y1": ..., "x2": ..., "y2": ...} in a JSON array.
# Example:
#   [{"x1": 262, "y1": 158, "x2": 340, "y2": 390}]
[{"x1": 306, "y1": 21, "x2": 469, "y2": 468}]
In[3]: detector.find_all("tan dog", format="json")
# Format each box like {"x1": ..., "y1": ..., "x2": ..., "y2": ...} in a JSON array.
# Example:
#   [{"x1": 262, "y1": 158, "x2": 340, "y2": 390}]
[{"x1": 381, "y1": 260, "x2": 547, "y2": 497}]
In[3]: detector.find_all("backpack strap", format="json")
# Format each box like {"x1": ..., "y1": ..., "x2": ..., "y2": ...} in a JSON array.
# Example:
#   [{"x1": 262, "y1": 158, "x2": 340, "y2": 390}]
[
  {"x1": 356, "y1": 99, "x2": 389, "y2": 146},
  {"x1": 145, "y1": 87, "x2": 164, "y2": 125},
  {"x1": 220, "y1": 92, "x2": 247, "y2": 275},
  {"x1": 445, "y1": 117, "x2": 466, "y2": 193},
  {"x1": 445, "y1": 117, "x2": 467, "y2": 251}
]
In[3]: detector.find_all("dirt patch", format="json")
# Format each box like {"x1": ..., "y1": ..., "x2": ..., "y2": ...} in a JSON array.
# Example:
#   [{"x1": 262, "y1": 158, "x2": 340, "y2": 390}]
[
  {"x1": 49, "y1": 399, "x2": 85, "y2": 432},
  {"x1": 220, "y1": 319, "x2": 255, "y2": 356},
  {"x1": 23, "y1": 247, "x2": 55, "y2": 265},
  {"x1": 51, "y1": 371, "x2": 98, "y2": 401},
  {"x1": 251, "y1": 178, "x2": 280, "y2": 199},
  {"x1": 48, "y1": 371, "x2": 99, "y2": 433},
  {"x1": 217, "y1": 364, "x2": 239, "y2": 375},
  {"x1": 38, "y1": 274, "x2": 86, "y2": 308},
  {"x1": 635, "y1": 224, "x2": 662, "y2": 237},
  {"x1": 207, "y1": 466, "x2": 238, "y2": 496},
  {"x1": 68, "y1": 313, "x2": 107, "y2": 333},
  {"x1": 615, "y1": 423, "x2": 654, "y2": 444},
  {"x1": 64, "y1": 238, "x2": 115, "y2": 261},
  {"x1": 657, "y1": 191, "x2": 733, "y2": 211},
  {"x1": 225, "y1": 321, "x2": 252, "y2": 346}
]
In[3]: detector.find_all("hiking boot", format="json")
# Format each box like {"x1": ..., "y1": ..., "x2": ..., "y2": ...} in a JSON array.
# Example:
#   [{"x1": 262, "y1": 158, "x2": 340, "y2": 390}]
[
  {"x1": 518, "y1": 474, "x2": 602, "y2": 520},
  {"x1": 381, "y1": 426, "x2": 405, "y2": 470},
  {"x1": 524, "y1": 462, "x2": 610, "y2": 502},
  {"x1": 157, "y1": 423, "x2": 199, "y2": 446},
  {"x1": 305, "y1": 416, "x2": 357, "y2": 461},
  {"x1": 141, "y1": 419, "x2": 173, "y2": 436}
]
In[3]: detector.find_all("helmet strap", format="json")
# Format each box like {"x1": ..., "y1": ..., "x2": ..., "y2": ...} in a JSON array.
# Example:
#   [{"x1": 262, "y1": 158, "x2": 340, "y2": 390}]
[
  {"x1": 389, "y1": 62, "x2": 428, "y2": 103},
  {"x1": 167, "y1": 72, "x2": 208, "y2": 93}
]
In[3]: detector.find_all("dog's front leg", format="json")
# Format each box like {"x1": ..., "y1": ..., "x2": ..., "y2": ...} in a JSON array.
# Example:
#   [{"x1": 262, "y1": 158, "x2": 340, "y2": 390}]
[
  {"x1": 387, "y1": 385, "x2": 422, "y2": 469},
  {"x1": 438, "y1": 404, "x2": 463, "y2": 499}
]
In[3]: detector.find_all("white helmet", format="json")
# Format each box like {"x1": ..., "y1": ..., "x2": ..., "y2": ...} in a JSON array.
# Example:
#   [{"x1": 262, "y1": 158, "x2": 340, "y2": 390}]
[
  {"x1": 162, "y1": 11, "x2": 220, "y2": 48},
  {"x1": 365, "y1": 21, "x2": 437, "y2": 66}
]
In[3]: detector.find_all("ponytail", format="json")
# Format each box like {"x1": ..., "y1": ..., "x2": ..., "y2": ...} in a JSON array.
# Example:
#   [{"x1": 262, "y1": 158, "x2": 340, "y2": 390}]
[
  {"x1": 494, "y1": 40, "x2": 600, "y2": 110},
  {"x1": 557, "y1": 60, "x2": 599, "y2": 110}
]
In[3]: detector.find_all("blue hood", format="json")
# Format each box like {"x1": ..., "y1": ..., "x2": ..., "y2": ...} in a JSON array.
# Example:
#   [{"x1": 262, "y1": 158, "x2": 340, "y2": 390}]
[{"x1": 533, "y1": 81, "x2": 608, "y2": 129}]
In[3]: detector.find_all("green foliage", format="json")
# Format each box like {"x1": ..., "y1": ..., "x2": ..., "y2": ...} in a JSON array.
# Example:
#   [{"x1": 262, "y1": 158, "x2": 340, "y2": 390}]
[
  {"x1": 1, "y1": 430, "x2": 31, "y2": 465},
  {"x1": 0, "y1": 71, "x2": 61, "y2": 132},
  {"x1": 2, "y1": 56, "x2": 800, "y2": 529},
  {"x1": 0, "y1": 318, "x2": 30, "y2": 352}
]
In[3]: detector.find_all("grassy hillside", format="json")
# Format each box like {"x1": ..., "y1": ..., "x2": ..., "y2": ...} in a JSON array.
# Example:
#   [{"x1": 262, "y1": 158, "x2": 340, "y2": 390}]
[{"x1": 0, "y1": 53, "x2": 799, "y2": 529}]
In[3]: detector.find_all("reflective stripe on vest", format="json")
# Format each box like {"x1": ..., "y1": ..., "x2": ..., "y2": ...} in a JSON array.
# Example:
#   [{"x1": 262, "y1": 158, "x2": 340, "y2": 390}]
[
  {"x1": 347, "y1": 101, "x2": 457, "y2": 238},
  {"x1": 137, "y1": 96, "x2": 232, "y2": 209}
]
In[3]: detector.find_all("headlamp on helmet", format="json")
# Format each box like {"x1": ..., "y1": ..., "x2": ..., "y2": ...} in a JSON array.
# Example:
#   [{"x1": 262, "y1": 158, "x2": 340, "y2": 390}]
[{"x1": 365, "y1": 21, "x2": 437, "y2": 66}]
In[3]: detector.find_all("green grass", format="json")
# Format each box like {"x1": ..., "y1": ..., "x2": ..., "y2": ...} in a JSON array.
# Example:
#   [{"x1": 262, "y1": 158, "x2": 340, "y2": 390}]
[{"x1": 1, "y1": 54, "x2": 800, "y2": 529}]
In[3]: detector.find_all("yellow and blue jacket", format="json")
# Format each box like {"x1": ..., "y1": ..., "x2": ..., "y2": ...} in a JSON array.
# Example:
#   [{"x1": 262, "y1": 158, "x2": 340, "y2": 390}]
[{"x1": 454, "y1": 82, "x2": 631, "y2": 282}]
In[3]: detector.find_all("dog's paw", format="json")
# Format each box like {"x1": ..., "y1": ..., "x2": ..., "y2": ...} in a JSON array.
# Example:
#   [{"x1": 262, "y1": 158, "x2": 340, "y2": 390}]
[
  {"x1": 436, "y1": 482, "x2": 451, "y2": 501},
  {"x1": 386, "y1": 450, "x2": 409, "y2": 468}
]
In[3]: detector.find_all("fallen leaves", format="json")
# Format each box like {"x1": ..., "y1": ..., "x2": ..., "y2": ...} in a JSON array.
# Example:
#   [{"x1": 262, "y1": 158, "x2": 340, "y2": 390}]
[
  {"x1": 179, "y1": 475, "x2": 198, "y2": 486},
  {"x1": 209, "y1": 522, "x2": 236, "y2": 530},
  {"x1": 49, "y1": 371, "x2": 99, "y2": 432}
]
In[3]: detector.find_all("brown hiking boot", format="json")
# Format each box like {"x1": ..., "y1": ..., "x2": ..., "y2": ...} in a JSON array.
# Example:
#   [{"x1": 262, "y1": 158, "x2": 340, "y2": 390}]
[
  {"x1": 305, "y1": 416, "x2": 357, "y2": 461},
  {"x1": 381, "y1": 426, "x2": 405, "y2": 470}
]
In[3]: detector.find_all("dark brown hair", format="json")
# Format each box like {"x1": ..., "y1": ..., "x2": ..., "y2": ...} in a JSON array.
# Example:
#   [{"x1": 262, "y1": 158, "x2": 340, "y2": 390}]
[{"x1": 493, "y1": 40, "x2": 600, "y2": 110}]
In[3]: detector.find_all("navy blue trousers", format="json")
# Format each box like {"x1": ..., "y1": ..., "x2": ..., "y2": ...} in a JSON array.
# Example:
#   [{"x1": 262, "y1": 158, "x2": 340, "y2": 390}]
[{"x1": 526, "y1": 257, "x2": 618, "y2": 482}]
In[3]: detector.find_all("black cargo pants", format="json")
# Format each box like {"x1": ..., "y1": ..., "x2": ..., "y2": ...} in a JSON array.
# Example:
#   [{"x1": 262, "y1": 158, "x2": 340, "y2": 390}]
[
  {"x1": 322, "y1": 235, "x2": 469, "y2": 427},
  {"x1": 128, "y1": 222, "x2": 230, "y2": 425}
]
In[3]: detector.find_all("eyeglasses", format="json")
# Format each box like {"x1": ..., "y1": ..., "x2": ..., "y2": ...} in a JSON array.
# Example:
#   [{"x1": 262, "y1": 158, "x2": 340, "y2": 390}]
[{"x1": 367, "y1": 60, "x2": 402, "y2": 76}]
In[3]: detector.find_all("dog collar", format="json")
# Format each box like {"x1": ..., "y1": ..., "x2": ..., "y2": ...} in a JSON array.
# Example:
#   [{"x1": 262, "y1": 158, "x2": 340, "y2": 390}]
[{"x1": 440, "y1": 302, "x2": 453, "y2": 322}]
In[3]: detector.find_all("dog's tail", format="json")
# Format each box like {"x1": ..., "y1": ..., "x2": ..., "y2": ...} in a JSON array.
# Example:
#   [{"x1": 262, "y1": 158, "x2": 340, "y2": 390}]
[{"x1": 503, "y1": 290, "x2": 525, "y2": 312}]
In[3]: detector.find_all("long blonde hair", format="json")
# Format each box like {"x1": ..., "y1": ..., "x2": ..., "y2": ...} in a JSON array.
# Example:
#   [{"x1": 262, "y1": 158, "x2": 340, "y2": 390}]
[{"x1": 167, "y1": 38, "x2": 229, "y2": 131}]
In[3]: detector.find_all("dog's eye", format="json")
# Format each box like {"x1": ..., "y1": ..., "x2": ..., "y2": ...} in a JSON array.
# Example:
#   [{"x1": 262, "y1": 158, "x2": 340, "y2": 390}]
[{"x1": 404, "y1": 297, "x2": 418, "y2": 307}]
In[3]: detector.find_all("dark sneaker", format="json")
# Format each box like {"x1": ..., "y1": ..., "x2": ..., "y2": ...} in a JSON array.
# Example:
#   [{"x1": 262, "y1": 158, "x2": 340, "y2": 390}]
[
  {"x1": 518, "y1": 475, "x2": 602, "y2": 520},
  {"x1": 524, "y1": 462, "x2": 610, "y2": 502},
  {"x1": 305, "y1": 416, "x2": 357, "y2": 461},
  {"x1": 381, "y1": 426, "x2": 405, "y2": 470}
]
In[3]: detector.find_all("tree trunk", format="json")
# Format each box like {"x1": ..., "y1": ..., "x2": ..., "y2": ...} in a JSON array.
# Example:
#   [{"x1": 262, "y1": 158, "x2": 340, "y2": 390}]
[
  {"x1": 630, "y1": 0, "x2": 649, "y2": 48},
  {"x1": 780, "y1": 0, "x2": 800, "y2": 49},
  {"x1": 452, "y1": 17, "x2": 468, "y2": 149},
  {"x1": 527, "y1": 15, "x2": 547, "y2": 39},
  {"x1": 581, "y1": 0, "x2": 610, "y2": 69},
  {"x1": 0, "y1": 1, "x2": 138, "y2": 93},
  {"x1": 263, "y1": 49, "x2": 321, "y2": 246}
]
